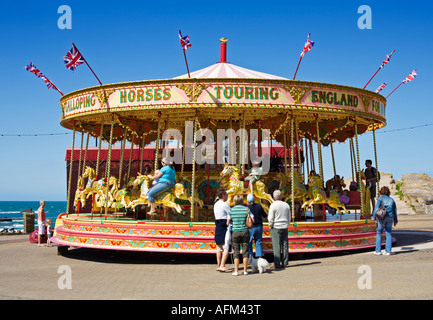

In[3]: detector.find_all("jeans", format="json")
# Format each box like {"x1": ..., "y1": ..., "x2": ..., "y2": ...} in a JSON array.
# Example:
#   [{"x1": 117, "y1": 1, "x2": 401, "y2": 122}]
[
  {"x1": 249, "y1": 225, "x2": 264, "y2": 258},
  {"x1": 270, "y1": 228, "x2": 289, "y2": 267},
  {"x1": 376, "y1": 215, "x2": 393, "y2": 253},
  {"x1": 147, "y1": 182, "x2": 174, "y2": 203}
]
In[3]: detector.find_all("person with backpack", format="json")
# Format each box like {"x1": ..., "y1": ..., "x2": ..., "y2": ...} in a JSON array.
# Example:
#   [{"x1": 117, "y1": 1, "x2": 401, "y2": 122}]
[
  {"x1": 372, "y1": 186, "x2": 398, "y2": 255},
  {"x1": 364, "y1": 159, "x2": 379, "y2": 213}
]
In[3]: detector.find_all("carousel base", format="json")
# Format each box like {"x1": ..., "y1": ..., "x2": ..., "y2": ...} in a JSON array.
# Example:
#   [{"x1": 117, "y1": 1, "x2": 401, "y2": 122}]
[{"x1": 51, "y1": 213, "x2": 384, "y2": 255}]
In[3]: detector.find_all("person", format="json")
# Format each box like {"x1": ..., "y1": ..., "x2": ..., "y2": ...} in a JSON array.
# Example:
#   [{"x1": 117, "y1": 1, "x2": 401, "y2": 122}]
[
  {"x1": 364, "y1": 159, "x2": 378, "y2": 212},
  {"x1": 246, "y1": 194, "x2": 267, "y2": 258},
  {"x1": 46, "y1": 219, "x2": 53, "y2": 247},
  {"x1": 146, "y1": 157, "x2": 176, "y2": 215},
  {"x1": 245, "y1": 161, "x2": 262, "y2": 196},
  {"x1": 372, "y1": 186, "x2": 398, "y2": 255},
  {"x1": 268, "y1": 190, "x2": 291, "y2": 269},
  {"x1": 213, "y1": 189, "x2": 232, "y2": 273},
  {"x1": 37, "y1": 200, "x2": 46, "y2": 247},
  {"x1": 227, "y1": 194, "x2": 253, "y2": 276}
]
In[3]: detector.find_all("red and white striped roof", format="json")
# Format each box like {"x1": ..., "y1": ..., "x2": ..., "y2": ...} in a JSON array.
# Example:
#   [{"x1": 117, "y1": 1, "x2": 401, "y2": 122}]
[
  {"x1": 173, "y1": 38, "x2": 287, "y2": 80},
  {"x1": 173, "y1": 62, "x2": 287, "y2": 80}
]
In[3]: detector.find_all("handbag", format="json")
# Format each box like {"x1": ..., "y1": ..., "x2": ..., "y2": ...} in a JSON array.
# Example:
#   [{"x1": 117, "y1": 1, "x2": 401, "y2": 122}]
[
  {"x1": 376, "y1": 197, "x2": 387, "y2": 220},
  {"x1": 246, "y1": 213, "x2": 253, "y2": 229}
]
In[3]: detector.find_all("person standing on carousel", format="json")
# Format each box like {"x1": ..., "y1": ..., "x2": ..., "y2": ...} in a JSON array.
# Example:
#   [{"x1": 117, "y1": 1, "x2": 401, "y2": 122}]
[
  {"x1": 146, "y1": 157, "x2": 176, "y2": 215},
  {"x1": 364, "y1": 159, "x2": 378, "y2": 212}
]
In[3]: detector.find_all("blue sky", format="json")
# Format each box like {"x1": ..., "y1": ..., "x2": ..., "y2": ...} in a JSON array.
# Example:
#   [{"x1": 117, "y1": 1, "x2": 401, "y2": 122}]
[{"x1": 0, "y1": 0, "x2": 432, "y2": 200}]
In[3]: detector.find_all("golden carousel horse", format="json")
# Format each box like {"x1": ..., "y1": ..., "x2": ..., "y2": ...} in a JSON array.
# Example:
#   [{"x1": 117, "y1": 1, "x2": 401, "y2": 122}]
[
  {"x1": 74, "y1": 166, "x2": 107, "y2": 209},
  {"x1": 301, "y1": 174, "x2": 349, "y2": 215},
  {"x1": 127, "y1": 173, "x2": 186, "y2": 214},
  {"x1": 277, "y1": 171, "x2": 308, "y2": 204},
  {"x1": 219, "y1": 164, "x2": 274, "y2": 211}
]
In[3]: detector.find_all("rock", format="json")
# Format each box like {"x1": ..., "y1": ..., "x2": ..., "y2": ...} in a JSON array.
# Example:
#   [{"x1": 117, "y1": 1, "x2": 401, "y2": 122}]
[{"x1": 400, "y1": 174, "x2": 433, "y2": 202}]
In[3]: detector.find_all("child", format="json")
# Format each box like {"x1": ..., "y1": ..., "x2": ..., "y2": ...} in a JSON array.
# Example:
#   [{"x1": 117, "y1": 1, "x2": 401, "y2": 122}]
[
  {"x1": 245, "y1": 161, "x2": 262, "y2": 196},
  {"x1": 46, "y1": 219, "x2": 53, "y2": 247}
]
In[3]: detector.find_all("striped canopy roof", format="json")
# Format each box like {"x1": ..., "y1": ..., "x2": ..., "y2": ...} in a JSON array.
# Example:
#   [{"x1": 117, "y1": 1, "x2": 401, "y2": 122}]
[{"x1": 173, "y1": 61, "x2": 288, "y2": 80}]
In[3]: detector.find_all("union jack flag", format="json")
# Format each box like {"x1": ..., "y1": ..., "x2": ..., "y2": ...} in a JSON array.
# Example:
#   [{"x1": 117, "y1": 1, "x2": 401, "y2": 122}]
[
  {"x1": 24, "y1": 62, "x2": 42, "y2": 77},
  {"x1": 64, "y1": 45, "x2": 85, "y2": 71},
  {"x1": 300, "y1": 33, "x2": 314, "y2": 57},
  {"x1": 179, "y1": 30, "x2": 191, "y2": 51},
  {"x1": 380, "y1": 50, "x2": 395, "y2": 69},
  {"x1": 402, "y1": 69, "x2": 417, "y2": 83},
  {"x1": 375, "y1": 82, "x2": 388, "y2": 93},
  {"x1": 24, "y1": 62, "x2": 62, "y2": 94}
]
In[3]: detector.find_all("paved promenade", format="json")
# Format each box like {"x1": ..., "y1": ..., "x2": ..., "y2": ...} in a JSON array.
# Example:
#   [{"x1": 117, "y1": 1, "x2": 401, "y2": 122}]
[{"x1": 0, "y1": 215, "x2": 432, "y2": 300}]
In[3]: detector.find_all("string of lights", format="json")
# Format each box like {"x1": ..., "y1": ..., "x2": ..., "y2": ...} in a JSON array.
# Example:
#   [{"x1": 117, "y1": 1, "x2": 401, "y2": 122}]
[{"x1": 1, "y1": 123, "x2": 432, "y2": 137}]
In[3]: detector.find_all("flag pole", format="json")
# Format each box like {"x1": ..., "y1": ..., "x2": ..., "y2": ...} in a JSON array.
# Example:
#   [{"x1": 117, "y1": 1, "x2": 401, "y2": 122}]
[
  {"x1": 183, "y1": 49, "x2": 191, "y2": 78},
  {"x1": 385, "y1": 82, "x2": 403, "y2": 99},
  {"x1": 363, "y1": 67, "x2": 381, "y2": 89},
  {"x1": 293, "y1": 56, "x2": 303, "y2": 80},
  {"x1": 72, "y1": 43, "x2": 103, "y2": 86},
  {"x1": 363, "y1": 50, "x2": 395, "y2": 89}
]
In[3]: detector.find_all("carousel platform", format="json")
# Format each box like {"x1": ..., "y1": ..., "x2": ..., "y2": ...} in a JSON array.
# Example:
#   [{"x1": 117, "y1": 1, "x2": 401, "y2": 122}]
[{"x1": 51, "y1": 213, "x2": 382, "y2": 254}]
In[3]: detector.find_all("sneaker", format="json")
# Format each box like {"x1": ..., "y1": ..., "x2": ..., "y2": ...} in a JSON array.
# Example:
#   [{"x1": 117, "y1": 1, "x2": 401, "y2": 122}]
[
  {"x1": 383, "y1": 252, "x2": 391, "y2": 256},
  {"x1": 243, "y1": 271, "x2": 248, "y2": 275},
  {"x1": 374, "y1": 251, "x2": 382, "y2": 255},
  {"x1": 232, "y1": 272, "x2": 238, "y2": 276}
]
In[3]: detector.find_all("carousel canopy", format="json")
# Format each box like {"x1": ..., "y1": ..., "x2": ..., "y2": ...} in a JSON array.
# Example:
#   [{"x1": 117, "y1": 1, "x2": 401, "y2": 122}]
[{"x1": 59, "y1": 38, "x2": 387, "y2": 146}]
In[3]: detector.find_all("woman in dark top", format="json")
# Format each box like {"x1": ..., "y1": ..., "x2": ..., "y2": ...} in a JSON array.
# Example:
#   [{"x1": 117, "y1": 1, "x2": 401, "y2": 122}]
[{"x1": 246, "y1": 194, "x2": 267, "y2": 258}]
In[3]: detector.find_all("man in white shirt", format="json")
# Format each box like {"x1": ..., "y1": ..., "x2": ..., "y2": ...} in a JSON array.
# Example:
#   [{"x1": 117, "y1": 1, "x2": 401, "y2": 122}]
[
  {"x1": 213, "y1": 189, "x2": 232, "y2": 272},
  {"x1": 268, "y1": 190, "x2": 291, "y2": 269}
]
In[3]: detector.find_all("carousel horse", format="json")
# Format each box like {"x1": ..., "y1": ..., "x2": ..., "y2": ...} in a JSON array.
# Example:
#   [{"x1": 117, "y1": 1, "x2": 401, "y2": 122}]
[
  {"x1": 219, "y1": 164, "x2": 274, "y2": 211},
  {"x1": 301, "y1": 174, "x2": 349, "y2": 215},
  {"x1": 277, "y1": 171, "x2": 308, "y2": 205},
  {"x1": 74, "y1": 166, "x2": 106, "y2": 209},
  {"x1": 127, "y1": 173, "x2": 185, "y2": 214}
]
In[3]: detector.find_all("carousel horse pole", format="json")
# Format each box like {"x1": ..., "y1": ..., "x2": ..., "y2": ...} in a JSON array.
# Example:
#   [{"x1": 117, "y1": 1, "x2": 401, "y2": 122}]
[
  {"x1": 66, "y1": 127, "x2": 76, "y2": 217},
  {"x1": 104, "y1": 118, "x2": 115, "y2": 219},
  {"x1": 354, "y1": 122, "x2": 364, "y2": 216},
  {"x1": 190, "y1": 115, "x2": 198, "y2": 225}
]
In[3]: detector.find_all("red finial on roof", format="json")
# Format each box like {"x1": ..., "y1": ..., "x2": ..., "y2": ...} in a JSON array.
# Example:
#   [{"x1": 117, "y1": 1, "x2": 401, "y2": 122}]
[{"x1": 219, "y1": 38, "x2": 228, "y2": 63}]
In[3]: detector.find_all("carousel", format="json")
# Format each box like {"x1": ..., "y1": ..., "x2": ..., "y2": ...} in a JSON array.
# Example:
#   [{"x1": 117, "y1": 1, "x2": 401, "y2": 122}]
[{"x1": 51, "y1": 38, "x2": 387, "y2": 255}]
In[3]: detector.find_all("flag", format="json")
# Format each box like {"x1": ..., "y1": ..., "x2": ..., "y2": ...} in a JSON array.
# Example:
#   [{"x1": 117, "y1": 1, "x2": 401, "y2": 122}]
[
  {"x1": 402, "y1": 69, "x2": 417, "y2": 83},
  {"x1": 300, "y1": 33, "x2": 314, "y2": 57},
  {"x1": 64, "y1": 45, "x2": 85, "y2": 71},
  {"x1": 379, "y1": 51, "x2": 395, "y2": 69},
  {"x1": 179, "y1": 30, "x2": 191, "y2": 51},
  {"x1": 375, "y1": 82, "x2": 388, "y2": 93},
  {"x1": 24, "y1": 62, "x2": 42, "y2": 77},
  {"x1": 24, "y1": 62, "x2": 62, "y2": 94}
]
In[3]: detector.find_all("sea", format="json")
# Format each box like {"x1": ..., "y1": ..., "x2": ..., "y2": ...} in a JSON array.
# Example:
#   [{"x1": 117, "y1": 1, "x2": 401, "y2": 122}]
[{"x1": 0, "y1": 201, "x2": 66, "y2": 233}]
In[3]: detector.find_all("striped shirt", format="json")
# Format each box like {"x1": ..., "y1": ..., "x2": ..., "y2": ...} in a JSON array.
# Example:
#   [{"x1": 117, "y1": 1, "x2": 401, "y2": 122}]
[{"x1": 228, "y1": 205, "x2": 250, "y2": 232}]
